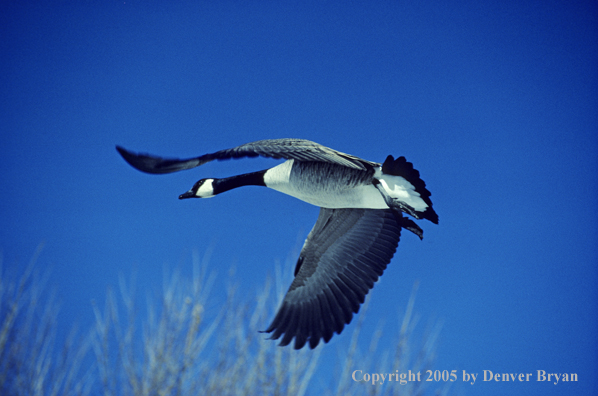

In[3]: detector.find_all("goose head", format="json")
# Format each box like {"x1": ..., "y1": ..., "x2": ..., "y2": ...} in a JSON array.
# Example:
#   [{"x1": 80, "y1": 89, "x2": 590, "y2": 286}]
[{"x1": 179, "y1": 178, "x2": 216, "y2": 199}]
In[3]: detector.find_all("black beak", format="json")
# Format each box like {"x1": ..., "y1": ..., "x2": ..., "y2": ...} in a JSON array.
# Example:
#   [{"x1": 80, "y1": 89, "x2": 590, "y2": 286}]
[{"x1": 179, "y1": 190, "x2": 196, "y2": 199}]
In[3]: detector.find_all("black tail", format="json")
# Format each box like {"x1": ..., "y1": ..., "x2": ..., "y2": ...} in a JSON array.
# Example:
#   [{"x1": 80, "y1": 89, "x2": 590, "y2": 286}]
[{"x1": 382, "y1": 155, "x2": 438, "y2": 224}]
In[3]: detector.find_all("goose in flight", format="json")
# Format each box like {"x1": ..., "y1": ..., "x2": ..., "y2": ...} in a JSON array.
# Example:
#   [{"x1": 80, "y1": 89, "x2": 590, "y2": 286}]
[{"x1": 116, "y1": 138, "x2": 438, "y2": 349}]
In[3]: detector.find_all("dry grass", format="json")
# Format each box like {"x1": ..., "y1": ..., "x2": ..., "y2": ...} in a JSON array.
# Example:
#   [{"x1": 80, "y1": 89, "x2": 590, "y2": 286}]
[
  {"x1": 0, "y1": 244, "x2": 92, "y2": 396},
  {"x1": 1, "y1": 246, "x2": 445, "y2": 395}
]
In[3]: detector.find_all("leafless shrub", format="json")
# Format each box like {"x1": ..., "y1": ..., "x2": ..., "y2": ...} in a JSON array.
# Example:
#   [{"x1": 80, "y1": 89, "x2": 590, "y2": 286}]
[
  {"x1": 0, "y1": 245, "x2": 92, "y2": 396},
  {"x1": 1, "y1": 246, "x2": 444, "y2": 396}
]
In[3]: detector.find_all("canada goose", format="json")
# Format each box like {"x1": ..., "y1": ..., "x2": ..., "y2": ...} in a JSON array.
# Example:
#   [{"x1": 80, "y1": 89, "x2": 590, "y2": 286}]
[{"x1": 116, "y1": 138, "x2": 438, "y2": 349}]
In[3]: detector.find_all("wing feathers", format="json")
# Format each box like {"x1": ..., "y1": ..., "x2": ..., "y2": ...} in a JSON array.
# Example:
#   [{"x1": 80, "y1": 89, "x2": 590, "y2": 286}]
[
  {"x1": 116, "y1": 138, "x2": 378, "y2": 174},
  {"x1": 338, "y1": 271, "x2": 368, "y2": 300},
  {"x1": 264, "y1": 207, "x2": 404, "y2": 349}
]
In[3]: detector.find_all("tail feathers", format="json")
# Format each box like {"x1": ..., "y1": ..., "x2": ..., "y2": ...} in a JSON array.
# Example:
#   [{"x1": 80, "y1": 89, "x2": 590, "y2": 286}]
[{"x1": 382, "y1": 155, "x2": 438, "y2": 224}]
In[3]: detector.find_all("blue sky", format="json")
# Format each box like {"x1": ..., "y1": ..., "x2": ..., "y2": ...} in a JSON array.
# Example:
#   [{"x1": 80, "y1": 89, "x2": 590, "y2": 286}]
[{"x1": 1, "y1": 0, "x2": 597, "y2": 394}]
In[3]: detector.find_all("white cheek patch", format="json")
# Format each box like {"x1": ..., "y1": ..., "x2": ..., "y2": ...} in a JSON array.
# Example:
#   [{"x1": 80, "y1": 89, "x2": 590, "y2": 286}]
[
  {"x1": 378, "y1": 175, "x2": 428, "y2": 212},
  {"x1": 196, "y1": 179, "x2": 216, "y2": 198}
]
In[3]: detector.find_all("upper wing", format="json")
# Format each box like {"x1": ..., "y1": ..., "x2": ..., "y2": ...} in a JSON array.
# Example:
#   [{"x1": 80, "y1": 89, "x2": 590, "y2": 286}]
[
  {"x1": 116, "y1": 138, "x2": 379, "y2": 174},
  {"x1": 263, "y1": 207, "x2": 406, "y2": 349}
]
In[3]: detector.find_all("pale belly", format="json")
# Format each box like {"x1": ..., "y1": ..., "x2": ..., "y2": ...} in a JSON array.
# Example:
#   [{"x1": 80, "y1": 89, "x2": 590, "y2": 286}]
[
  {"x1": 264, "y1": 160, "x2": 388, "y2": 209},
  {"x1": 263, "y1": 159, "x2": 427, "y2": 211},
  {"x1": 277, "y1": 183, "x2": 389, "y2": 209}
]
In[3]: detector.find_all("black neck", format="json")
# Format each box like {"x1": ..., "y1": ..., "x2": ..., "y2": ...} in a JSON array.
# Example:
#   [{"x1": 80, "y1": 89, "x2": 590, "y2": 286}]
[{"x1": 213, "y1": 169, "x2": 268, "y2": 195}]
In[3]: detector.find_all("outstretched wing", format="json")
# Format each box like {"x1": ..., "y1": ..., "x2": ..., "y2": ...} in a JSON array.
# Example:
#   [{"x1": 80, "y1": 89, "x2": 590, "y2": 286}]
[
  {"x1": 116, "y1": 138, "x2": 379, "y2": 174},
  {"x1": 263, "y1": 207, "x2": 411, "y2": 349}
]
